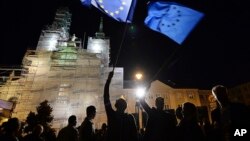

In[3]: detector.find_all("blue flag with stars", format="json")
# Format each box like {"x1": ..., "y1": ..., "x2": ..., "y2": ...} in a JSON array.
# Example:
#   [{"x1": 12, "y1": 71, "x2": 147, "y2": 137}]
[
  {"x1": 144, "y1": 1, "x2": 204, "y2": 44},
  {"x1": 80, "y1": 0, "x2": 92, "y2": 7},
  {"x1": 91, "y1": 0, "x2": 137, "y2": 22}
]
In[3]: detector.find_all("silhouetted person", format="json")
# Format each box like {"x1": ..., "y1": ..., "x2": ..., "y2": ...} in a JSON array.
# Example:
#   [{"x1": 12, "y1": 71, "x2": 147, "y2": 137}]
[
  {"x1": 175, "y1": 106, "x2": 183, "y2": 125},
  {"x1": 201, "y1": 117, "x2": 213, "y2": 141},
  {"x1": 211, "y1": 85, "x2": 250, "y2": 141},
  {"x1": 211, "y1": 101, "x2": 220, "y2": 128},
  {"x1": 57, "y1": 115, "x2": 79, "y2": 141},
  {"x1": 0, "y1": 122, "x2": 8, "y2": 136},
  {"x1": 97, "y1": 123, "x2": 107, "y2": 141},
  {"x1": 17, "y1": 121, "x2": 25, "y2": 141},
  {"x1": 210, "y1": 102, "x2": 222, "y2": 141},
  {"x1": 41, "y1": 124, "x2": 56, "y2": 141},
  {"x1": 104, "y1": 71, "x2": 138, "y2": 141},
  {"x1": 24, "y1": 124, "x2": 44, "y2": 141},
  {"x1": 139, "y1": 96, "x2": 176, "y2": 141},
  {"x1": 100, "y1": 123, "x2": 107, "y2": 134},
  {"x1": 176, "y1": 102, "x2": 205, "y2": 141},
  {"x1": 0, "y1": 117, "x2": 21, "y2": 141},
  {"x1": 79, "y1": 106, "x2": 96, "y2": 141}
]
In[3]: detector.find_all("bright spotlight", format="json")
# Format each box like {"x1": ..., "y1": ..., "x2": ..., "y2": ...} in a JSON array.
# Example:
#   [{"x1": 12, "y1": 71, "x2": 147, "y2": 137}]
[
  {"x1": 136, "y1": 87, "x2": 146, "y2": 98},
  {"x1": 135, "y1": 73, "x2": 143, "y2": 80}
]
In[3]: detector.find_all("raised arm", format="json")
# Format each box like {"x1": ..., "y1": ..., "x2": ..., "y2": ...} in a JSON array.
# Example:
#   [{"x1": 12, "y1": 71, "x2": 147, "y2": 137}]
[
  {"x1": 104, "y1": 71, "x2": 114, "y2": 108},
  {"x1": 139, "y1": 98, "x2": 151, "y2": 114},
  {"x1": 139, "y1": 82, "x2": 152, "y2": 113}
]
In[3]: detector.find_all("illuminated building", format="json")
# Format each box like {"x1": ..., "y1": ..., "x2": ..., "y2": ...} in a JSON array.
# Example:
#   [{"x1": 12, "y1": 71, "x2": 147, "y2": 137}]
[
  {"x1": 228, "y1": 82, "x2": 250, "y2": 106},
  {"x1": 0, "y1": 8, "x2": 123, "y2": 129},
  {"x1": 123, "y1": 80, "x2": 210, "y2": 126}
]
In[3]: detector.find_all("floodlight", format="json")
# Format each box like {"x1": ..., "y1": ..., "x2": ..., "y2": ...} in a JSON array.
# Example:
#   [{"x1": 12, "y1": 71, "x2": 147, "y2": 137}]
[{"x1": 136, "y1": 87, "x2": 146, "y2": 98}]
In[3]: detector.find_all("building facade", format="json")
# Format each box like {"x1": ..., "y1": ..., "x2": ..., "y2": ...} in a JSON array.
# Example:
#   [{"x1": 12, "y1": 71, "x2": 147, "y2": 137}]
[{"x1": 0, "y1": 8, "x2": 123, "y2": 129}]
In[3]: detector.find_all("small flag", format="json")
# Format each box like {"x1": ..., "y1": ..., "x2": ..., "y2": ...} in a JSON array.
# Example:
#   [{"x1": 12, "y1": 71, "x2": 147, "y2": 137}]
[
  {"x1": 144, "y1": 1, "x2": 204, "y2": 44},
  {"x1": 91, "y1": 0, "x2": 137, "y2": 22}
]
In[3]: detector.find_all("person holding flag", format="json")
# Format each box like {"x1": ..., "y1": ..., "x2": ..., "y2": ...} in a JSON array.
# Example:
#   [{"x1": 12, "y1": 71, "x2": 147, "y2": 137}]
[{"x1": 104, "y1": 71, "x2": 138, "y2": 141}]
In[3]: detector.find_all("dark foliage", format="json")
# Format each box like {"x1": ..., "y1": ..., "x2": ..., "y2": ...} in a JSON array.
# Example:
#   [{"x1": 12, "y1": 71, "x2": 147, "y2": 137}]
[
  {"x1": 36, "y1": 100, "x2": 54, "y2": 125},
  {"x1": 24, "y1": 111, "x2": 38, "y2": 133},
  {"x1": 24, "y1": 100, "x2": 56, "y2": 141}
]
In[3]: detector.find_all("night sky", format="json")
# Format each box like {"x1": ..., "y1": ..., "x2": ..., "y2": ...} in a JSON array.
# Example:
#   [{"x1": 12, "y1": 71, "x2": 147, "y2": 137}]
[{"x1": 1, "y1": 0, "x2": 250, "y2": 89}]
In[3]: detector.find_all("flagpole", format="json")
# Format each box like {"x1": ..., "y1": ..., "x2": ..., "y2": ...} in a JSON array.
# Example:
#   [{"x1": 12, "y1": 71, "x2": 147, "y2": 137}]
[
  {"x1": 113, "y1": 23, "x2": 129, "y2": 71},
  {"x1": 145, "y1": 46, "x2": 183, "y2": 89},
  {"x1": 113, "y1": 0, "x2": 137, "y2": 71},
  {"x1": 110, "y1": 1, "x2": 138, "y2": 139}
]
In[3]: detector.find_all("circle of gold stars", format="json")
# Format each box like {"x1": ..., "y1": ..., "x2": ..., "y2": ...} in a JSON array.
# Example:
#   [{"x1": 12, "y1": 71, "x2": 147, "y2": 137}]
[{"x1": 98, "y1": 0, "x2": 127, "y2": 17}]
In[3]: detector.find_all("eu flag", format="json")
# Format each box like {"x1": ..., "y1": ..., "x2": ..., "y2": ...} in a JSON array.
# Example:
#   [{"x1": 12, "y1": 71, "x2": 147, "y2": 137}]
[
  {"x1": 144, "y1": 1, "x2": 204, "y2": 45},
  {"x1": 80, "y1": 0, "x2": 92, "y2": 7},
  {"x1": 91, "y1": 0, "x2": 137, "y2": 22}
]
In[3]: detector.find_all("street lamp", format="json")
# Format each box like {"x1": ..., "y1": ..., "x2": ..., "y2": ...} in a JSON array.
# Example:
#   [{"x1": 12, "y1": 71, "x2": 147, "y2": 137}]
[
  {"x1": 135, "y1": 87, "x2": 146, "y2": 131},
  {"x1": 134, "y1": 72, "x2": 145, "y2": 131},
  {"x1": 135, "y1": 73, "x2": 143, "y2": 80},
  {"x1": 136, "y1": 87, "x2": 146, "y2": 98}
]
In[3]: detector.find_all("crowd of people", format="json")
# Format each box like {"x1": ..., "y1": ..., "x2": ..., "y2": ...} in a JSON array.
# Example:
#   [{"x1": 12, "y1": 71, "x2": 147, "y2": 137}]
[{"x1": 0, "y1": 71, "x2": 249, "y2": 141}]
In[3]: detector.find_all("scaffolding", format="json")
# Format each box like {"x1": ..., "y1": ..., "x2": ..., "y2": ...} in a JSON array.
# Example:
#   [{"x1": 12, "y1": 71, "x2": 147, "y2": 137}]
[{"x1": 0, "y1": 7, "x2": 124, "y2": 130}]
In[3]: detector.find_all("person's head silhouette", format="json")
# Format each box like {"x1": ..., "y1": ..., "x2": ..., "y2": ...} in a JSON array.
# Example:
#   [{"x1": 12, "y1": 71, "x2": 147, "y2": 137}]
[
  {"x1": 68, "y1": 115, "x2": 77, "y2": 127},
  {"x1": 182, "y1": 102, "x2": 197, "y2": 121},
  {"x1": 115, "y1": 98, "x2": 127, "y2": 113},
  {"x1": 87, "y1": 105, "x2": 96, "y2": 120},
  {"x1": 212, "y1": 85, "x2": 229, "y2": 108},
  {"x1": 155, "y1": 97, "x2": 164, "y2": 110},
  {"x1": 5, "y1": 118, "x2": 20, "y2": 135}
]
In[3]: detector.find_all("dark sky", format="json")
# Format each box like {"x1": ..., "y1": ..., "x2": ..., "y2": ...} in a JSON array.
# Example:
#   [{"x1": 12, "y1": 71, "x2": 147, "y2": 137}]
[{"x1": 1, "y1": 0, "x2": 250, "y2": 89}]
